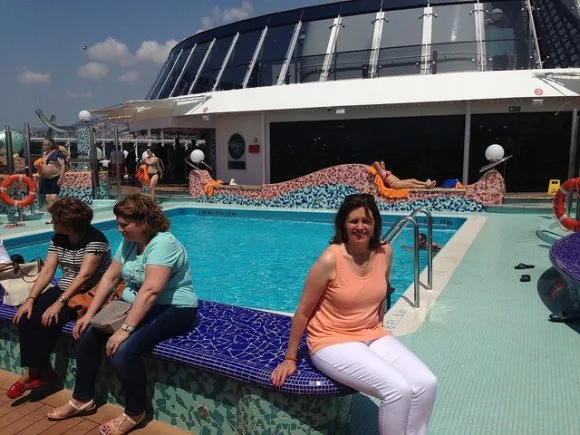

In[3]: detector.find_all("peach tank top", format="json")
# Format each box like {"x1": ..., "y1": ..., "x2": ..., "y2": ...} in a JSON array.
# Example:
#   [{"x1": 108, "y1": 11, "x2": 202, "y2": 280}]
[{"x1": 306, "y1": 244, "x2": 390, "y2": 354}]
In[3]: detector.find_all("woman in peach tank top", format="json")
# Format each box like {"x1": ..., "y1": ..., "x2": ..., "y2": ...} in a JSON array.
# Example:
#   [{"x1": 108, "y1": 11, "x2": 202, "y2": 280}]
[{"x1": 271, "y1": 194, "x2": 437, "y2": 435}]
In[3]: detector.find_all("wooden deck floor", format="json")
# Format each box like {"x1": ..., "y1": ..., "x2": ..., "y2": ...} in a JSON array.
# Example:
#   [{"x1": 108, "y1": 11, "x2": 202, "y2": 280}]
[{"x1": 0, "y1": 370, "x2": 189, "y2": 435}]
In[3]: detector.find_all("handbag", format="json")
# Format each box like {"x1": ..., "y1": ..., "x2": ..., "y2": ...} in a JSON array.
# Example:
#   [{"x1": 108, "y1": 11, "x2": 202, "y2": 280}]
[
  {"x1": 68, "y1": 281, "x2": 126, "y2": 317},
  {"x1": 0, "y1": 258, "x2": 47, "y2": 306},
  {"x1": 90, "y1": 299, "x2": 132, "y2": 334}
]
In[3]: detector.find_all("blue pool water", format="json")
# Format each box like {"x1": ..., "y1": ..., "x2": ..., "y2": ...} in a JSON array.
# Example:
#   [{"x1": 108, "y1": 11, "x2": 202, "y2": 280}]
[{"x1": 4, "y1": 208, "x2": 462, "y2": 313}]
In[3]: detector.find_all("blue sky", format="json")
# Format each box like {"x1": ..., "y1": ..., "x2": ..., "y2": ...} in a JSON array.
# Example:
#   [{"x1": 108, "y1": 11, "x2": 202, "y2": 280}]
[{"x1": 0, "y1": 0, "x2": 325, "y2": 128}]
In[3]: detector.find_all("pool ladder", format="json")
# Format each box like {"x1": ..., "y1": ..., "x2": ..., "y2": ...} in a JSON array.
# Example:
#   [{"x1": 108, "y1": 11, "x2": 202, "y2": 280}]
[{"x1": 381, "y1": 208, "x2": 434, "y2": 309}]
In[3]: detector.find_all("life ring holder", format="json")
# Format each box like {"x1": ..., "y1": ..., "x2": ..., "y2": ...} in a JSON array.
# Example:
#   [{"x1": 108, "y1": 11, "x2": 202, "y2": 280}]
[
  {"x1": 553, "y1": 177, "x2": 580, "y2": 232},
  {"x1": 0, "y1": 174, "x2": 37, "y2": 208}
]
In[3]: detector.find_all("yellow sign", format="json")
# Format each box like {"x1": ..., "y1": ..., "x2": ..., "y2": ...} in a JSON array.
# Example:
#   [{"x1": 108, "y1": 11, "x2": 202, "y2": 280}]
[{"x1": 547, "y1": 179, "x2": 560, "y2": 195}]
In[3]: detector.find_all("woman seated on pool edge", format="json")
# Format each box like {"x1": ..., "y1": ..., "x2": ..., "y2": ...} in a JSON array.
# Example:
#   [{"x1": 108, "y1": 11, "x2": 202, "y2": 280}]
[
  {"x1": 48, "y1": 193, "x2": 198, "y2": 435},
  {"x1": 10, "y1": 198, "x2": 112, "y2": 399},
  {"x1": 271, "y1": 193, "x2": 437, "y2": 434},
  {"x1": 372, "y1": 161, "x2": 436, "y2": 189}
]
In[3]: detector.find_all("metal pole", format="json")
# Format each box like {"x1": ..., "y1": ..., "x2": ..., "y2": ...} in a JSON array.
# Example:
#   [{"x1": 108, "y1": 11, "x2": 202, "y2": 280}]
[
  {"x1": 462, "y1": 101, "x2": 472, "y2": 185},
  {"x1": 24, "y1": 123, "x2": 32, "y2": 177},
  {"x1": 568, "y1": 109, "x2": 578, "y2": 179},
  {"x1": 89, "y1": 127, "x2": 99, "y2": 200},
  {"x1": 413, "y1": 225, "x2": 421, "y2": 309},
  {"x1": 114, "y1": 125, "x2": 121, "y2": 199},
  {"x1": 5, "y1": 126, "x2": 14, "y2": 174}
]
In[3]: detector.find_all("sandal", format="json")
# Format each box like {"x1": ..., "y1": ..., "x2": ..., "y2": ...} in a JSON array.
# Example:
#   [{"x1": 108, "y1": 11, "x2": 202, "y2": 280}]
[
  {"x1": 515, "y1": 263, "x2": 535, "y2": 269},
  {"x1": 99, "y1": 412, "x2": 146, "y2": 435},
  {"x1": 47, "y1": 399, "x2": 97, "y2": 421},
  {"x1": 520, "y1": 274, "x2": 531, "y2": 282}
]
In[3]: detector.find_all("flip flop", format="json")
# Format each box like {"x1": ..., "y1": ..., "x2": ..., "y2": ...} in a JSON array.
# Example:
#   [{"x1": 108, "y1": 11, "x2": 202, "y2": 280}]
[
  {"x1": 99, "y1": 412, "x2": 146, "y2": 435},
  {"x1": 520, "y1": 274, "x2": 531, "y2": 282},
  {"x1": 47, "y1": 399, "x2": 97, "y2": 421},
  {"x1": 515, "y1": 263, "x2": 535, "y2": 269}
]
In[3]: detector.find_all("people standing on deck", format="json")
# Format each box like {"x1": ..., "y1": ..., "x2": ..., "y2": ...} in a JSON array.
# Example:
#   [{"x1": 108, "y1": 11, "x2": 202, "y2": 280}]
[
  {"x1": 372, "y1": 161, "x2": 436, "y2": 189},
  {"x1": 48, "y1": 194, "x2": 197, "y2": 434},
  {"x1": 143, "y1": 145, "x2": 164, "y2": 202},
  {"x1": 39, "y1": 138, "x2": 67, "y2": 209},
  {"x1": 271, "y1": 194, "x2": 437, "y2": 435},
  {"x1": 109, "y1": 147, "x2": 126, "y2": 180},
  {"x1": 124, "y1": 145, "x2": 137, "y2": 185},
  {"x1": 9, "y1": 198, "x2": 111, "y2": 399}
]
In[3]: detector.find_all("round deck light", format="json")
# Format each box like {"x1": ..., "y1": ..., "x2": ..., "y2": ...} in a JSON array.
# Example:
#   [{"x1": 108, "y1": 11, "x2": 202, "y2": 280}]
[
  {"x1": 190, "y1": 149, "x2": 205, "y2": 163},
  {"x1": 78, "y1": 110, "x2": 93, "y2": 122},
  {"x1": 485, "y1": 144, "x2": 504, "y2": 162}
]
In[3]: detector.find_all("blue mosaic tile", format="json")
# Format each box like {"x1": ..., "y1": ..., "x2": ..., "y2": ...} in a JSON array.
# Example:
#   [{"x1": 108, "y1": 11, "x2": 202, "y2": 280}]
[{"x1": 0, "y1": 299, "x2": 354, "y2": 397}]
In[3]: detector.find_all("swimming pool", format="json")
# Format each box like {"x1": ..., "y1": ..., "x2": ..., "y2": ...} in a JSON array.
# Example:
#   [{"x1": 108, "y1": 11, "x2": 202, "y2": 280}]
[{"x1": 3, "y1": 208, "x2": 464, "y2": 313}]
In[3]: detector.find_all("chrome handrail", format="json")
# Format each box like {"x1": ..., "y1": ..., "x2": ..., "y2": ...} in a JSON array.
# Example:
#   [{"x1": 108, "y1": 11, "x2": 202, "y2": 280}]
[
  {"x1": 381, "y1": 207, "x2": 435, "y2": 308},
  {"x1": 382, "y1": 216, "x2": 421, "y2": 308}
]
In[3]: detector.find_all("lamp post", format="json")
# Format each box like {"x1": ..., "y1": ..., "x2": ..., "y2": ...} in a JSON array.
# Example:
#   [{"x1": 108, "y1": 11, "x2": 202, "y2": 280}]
[{"x1": 79, "y1": 110, "x2": 99, "y2": 200}]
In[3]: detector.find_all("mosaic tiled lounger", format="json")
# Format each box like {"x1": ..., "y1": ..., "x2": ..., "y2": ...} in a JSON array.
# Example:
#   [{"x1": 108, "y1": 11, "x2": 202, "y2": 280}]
[
  {"x1": 0, "y1": 299, "x2": 353, "y2": 433},
  {"x1": 550, "y1": 232, "x2": 580, "y2": 307},
  {"x1": 189, "y1": 164, "x2": 505, "y2": 212}
]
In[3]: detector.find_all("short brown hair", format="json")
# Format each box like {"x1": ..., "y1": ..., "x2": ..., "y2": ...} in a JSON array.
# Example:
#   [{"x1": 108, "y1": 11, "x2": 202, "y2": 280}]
[
  {"x1": 113, "y1": 193, "x2": 169, "y2": 238},
  {"x1": 48, "y1": 198, "x2": 93, "y2": 229},
  {"x1": 330, "y1": 194, "x2": 382, "y2": 250}
]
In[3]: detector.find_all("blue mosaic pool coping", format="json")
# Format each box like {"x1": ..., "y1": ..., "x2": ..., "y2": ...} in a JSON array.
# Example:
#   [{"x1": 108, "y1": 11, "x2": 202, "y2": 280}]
[
  {"x1": 0, "y1": 299, "x2": 354, "y2": 397},
  {"x1": 549, "y1": 232, "x2": 580, "y2": 288}
]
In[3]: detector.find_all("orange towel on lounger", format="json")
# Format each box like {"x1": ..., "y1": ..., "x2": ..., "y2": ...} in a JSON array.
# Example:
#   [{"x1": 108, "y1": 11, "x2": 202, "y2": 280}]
[
  {"x1": 204, "y1": 180, "x2": 224, "y2": 197},
  {"x1": 368, "y1": 166, "x2": 409, "y2": 198}
]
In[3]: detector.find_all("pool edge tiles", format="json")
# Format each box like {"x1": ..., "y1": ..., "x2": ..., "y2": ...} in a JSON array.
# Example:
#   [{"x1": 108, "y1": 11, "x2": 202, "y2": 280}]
[{"x1": 384, "y1": 214, "x2": 488, "y2": 336}]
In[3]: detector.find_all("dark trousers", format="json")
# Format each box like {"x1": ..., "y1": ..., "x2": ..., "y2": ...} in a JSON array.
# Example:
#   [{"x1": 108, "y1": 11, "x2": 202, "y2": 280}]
[
  {"x1": 17, "y1": 286, "x2": 75, "y2": 370},
  {"x1": 73, "y1": 305, "x2": 197, "y2": 415}
]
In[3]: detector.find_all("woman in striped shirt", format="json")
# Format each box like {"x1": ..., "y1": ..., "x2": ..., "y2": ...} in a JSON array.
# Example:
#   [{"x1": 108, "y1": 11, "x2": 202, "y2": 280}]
[{"x1": 8, "y1": 198, "x2": 111, "y2": 399}]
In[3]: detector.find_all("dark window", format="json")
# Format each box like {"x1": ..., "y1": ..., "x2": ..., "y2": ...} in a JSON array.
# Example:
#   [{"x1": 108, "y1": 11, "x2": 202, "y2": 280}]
[
  {"x1": 148, "y1": 50, "x2": 178, "y2": 99},
  {"x1": 176, "y1": 41, "x2": 211, "y2": 96},
  {"x1": 249, "y1": 24, "x2": 296, "y2": 88},
  {"x1": 270, "y1": 116, "x2": 464, "y2": 184},
  {"x1": 217, "y1": 29, "x2": 263, "y2": 91},
  {"x1": 431, "y1": 4, "x2": 478, "y2": 74},
  {"x1": 192, "y1": 36, "x2": 235, "y2": 94},
  {"x1": 378, "y1": 8, "x2": 424, "y2": 77},
  {"x1": 287, "y1": 19, "x2": 334, "y2": 84},
  {"x1": 331, "y1": 13, "x2": 376, "y2": 81},
  {"x1": 157, "y1": 47, "x2": 194, "y2": 99},
  {"x1": 470, "y1": 112, "x2": 573, "y2": 191}
]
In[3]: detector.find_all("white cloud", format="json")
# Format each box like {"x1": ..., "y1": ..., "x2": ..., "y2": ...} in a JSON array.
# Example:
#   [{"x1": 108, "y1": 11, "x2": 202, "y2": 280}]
[
  {"x1": 87, "y1": 38, "x2": 133, "y2": 66},
  {"x1": 17, "y1": 67, "x2": 50, "y2": 84},
  {"x1": 223, "y1": 1, "x2": 253, "y2": 23},
  {"x1": 135, "y1": 40, "x2": 178, "y2": 64},
  {"x1": 65, "y1": 91, "x2": 92, "y2": 99},
  {"x1": 78, "y1": 62, "x2": 109, "y2": 80},
  {"x1": 201, "y1": 1, "x2": 253, "y2": 30},
  {"x1": 118, "y1": 71, "x2": 140, "y2": 83}
]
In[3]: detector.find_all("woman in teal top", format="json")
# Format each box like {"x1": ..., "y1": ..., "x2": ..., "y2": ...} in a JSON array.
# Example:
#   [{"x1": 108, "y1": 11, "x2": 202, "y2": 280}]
[{"x1": 48, "y1": 194, "x2": 197, "y2": 435}]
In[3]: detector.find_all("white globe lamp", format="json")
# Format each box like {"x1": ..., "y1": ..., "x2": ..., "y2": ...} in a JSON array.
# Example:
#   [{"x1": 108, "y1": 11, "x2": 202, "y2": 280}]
[
  {"x1": 190, "y1": 149, "x2": 205, "y2": 163},
  {"x1": 485, "y1": 144, "x2": 504, "y2": 162},
  {"x1": 78, "y1": 110, "x2": 93, "y2": 122}
]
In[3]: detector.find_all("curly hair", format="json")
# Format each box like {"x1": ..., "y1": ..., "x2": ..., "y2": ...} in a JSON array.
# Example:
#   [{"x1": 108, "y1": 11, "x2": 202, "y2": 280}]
[
  {"x1": 113, "y1": 193, "x2": 169, "y2": 238},
  {"x1": 48, "y1": 198, "x2": 93, "y2": 229},
  {"x1": 330, "y1": 194, "x2": 382, "y2": 250}
]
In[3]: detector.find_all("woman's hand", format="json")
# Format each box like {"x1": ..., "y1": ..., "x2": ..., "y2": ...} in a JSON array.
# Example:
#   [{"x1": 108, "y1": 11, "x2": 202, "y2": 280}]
[
  {"x1": 12, "y1": 299, "x2": 34, "y2": 324},
  {"x1": 270, "y1": 360, "x2": 297, "y2": 387},
  {"x1": 106, "y1": 329, "x2": 130, "y2": 358},
  {"x1": 73, "y1": 315, "x2": 93, "y2": 341},
  {"x1": 41, "y1": 301, "x2": 63, "y2": 327}
]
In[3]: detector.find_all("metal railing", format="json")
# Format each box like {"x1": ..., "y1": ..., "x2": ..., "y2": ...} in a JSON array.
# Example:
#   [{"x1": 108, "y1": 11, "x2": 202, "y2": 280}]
[{"x1": 381, "y1": 207, "x2": 433, "y2": 308}]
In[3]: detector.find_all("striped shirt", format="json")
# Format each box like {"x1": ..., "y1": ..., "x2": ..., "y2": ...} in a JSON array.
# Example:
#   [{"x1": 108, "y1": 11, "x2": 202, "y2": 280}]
[{"x1": 48, "y1": 226, "x2": 111, "y2": 293}]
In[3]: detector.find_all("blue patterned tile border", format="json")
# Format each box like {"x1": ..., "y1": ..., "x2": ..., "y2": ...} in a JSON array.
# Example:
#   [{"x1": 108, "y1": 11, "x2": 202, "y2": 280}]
[
  {"x1": 0, "y1": 299, "x2": 353, "y2": 397},
  {"x1": 188, "y1": 183, "x2": 485, "y2": 212}
]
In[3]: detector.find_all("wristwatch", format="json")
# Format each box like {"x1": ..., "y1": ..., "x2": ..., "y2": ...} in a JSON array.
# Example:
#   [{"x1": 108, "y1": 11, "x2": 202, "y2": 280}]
[
  {"x1": 121, "y1": 323, "x2": 136, "y2": 333},
  {"x1": 56, "y1": 295, "x2": 69, "y2": 306}
]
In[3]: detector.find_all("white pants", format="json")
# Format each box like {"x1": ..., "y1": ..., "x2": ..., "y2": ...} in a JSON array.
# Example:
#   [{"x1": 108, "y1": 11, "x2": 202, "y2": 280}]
[{"x1": 311, "y1": 335, "x2": 437, "y2": 435}]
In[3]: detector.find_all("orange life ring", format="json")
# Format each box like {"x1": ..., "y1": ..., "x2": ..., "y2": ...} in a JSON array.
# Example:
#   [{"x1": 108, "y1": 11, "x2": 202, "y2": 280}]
[
  {"x1": 553, "y1": 177, "x2": 580, "y2": 232},
  {"x1": 0, "y1": 174, "x2": 37, "y2": 207}
]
